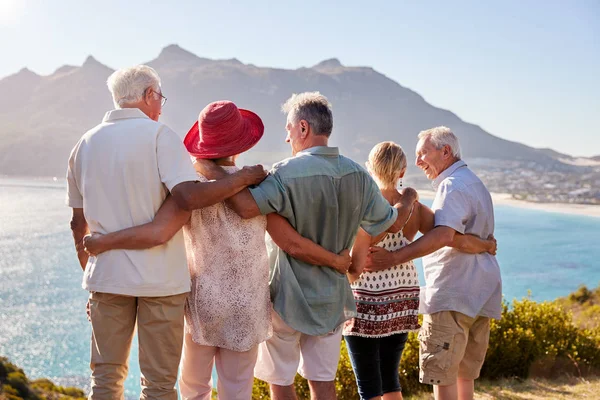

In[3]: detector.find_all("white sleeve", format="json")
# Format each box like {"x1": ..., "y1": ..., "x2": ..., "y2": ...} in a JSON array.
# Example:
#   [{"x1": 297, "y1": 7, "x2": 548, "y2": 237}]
[{"x1": 156, "y1": 127, "x2": 199, "y2": 191}]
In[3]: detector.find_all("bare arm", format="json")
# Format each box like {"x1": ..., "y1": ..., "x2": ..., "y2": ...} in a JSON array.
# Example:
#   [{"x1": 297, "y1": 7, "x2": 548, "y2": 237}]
[
  {"x1": 83, "y1": 196, "x2": 191, "y2": 255},
  {"x1": 171, "y1": 165, "x2": 266, "y2": 212},
  {"x1": 418, "y1": 201, "x2": 436, "y2": 234},
  {"x1": 366, "y1": 225, "x2": 457, "y2": 272},
  {"x1": 267, "y1": 214, "x2": 351, "y2": 273},
  {"x1": 452, "y1": 234, "x2": 496, "y2": 254},
  {"x1": 194, "y1": 160, "x2": 262, "y2": 219},
  {"x1": 348, "y1": 228, "x2": 371, "y2": 282},
  {"x1": 70, "y1": 208, "x2": 89, "y2": 270}
]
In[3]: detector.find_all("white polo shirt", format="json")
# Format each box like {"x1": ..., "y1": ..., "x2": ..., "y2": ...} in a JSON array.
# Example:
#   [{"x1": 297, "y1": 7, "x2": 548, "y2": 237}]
[
  {"x1": 420, "y1": 160, "x2": 502, "y2": 319},
  {"x1": 66, "y1": 108, "x2": 199, "y2": 297}
]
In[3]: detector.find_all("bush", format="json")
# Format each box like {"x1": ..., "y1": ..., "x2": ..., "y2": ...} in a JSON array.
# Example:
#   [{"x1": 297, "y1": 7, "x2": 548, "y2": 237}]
[
  {"x1": 6, "y1": 372, "x2": 32, "y2": 399},
  {"x1": 250, "y1": 293, "x2": 600, "y2": 398},
  {"x1": 569, "y1": 285, "x2": 593, "y2": 304},
  {"x1": 2, "y1": 384, "x2": 23, "y2": 400},
  {"x1": 0, "y1": 358, "x2": 22, "y2": 383},
  {"x1": 0, "y1": 362, "x2": 84, "y2": 400},
  {"x1": 483, "y1": 297, "x2": 600, "y2": 379},
  {"x1": 30, "y1": 379, "x2": 85, "y2": 398}
]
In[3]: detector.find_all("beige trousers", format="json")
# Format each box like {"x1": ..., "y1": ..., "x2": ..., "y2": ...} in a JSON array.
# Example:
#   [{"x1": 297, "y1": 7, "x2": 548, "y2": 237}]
[
  {"x1": 179, "y1": 333, "x2": 259, "y2": 400},
  {"x1": 87, "y1": 291, "x2": 187, "y2": 400}
]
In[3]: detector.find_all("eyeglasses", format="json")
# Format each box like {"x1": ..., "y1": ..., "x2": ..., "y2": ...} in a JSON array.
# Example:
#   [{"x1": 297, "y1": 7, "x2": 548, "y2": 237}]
[{"x1": 152, "y1": 90, "x2": 167, "y2": 106}]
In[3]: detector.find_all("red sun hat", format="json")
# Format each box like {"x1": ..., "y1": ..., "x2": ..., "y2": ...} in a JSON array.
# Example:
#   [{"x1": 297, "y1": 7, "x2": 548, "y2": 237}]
[{"x1": 184, "y1": 101, "x2": 264, "y2": 159}]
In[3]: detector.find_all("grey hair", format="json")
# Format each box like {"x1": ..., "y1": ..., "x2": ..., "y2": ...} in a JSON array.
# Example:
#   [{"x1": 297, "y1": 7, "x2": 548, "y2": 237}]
[
  {"x1": 281, "y1": 91, "x2": 333, "y2": 137},
  {"x1": 107, "y1": 65, "x2": 161, "y2": 108},
  {"x1": 417, "y1": 126, "x2": 462, "y2": 159}
]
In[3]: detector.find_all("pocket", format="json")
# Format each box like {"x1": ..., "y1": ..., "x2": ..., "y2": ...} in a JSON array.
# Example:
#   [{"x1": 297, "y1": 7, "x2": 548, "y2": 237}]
[{"x1": 418, "y1": 325, "x2": 455, "y2": 372}]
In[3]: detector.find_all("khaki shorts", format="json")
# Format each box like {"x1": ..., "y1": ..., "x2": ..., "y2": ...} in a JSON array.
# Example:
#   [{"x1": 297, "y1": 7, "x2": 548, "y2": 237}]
[
  {"x1": 418, "y1": 311, "x2": 490, "y2": 386},
  {"x1": 254, "y1": 310, "x2": 343, "y2": 386}
]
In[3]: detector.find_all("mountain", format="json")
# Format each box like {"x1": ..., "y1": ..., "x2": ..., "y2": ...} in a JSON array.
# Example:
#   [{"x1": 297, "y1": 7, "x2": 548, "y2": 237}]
[{"x1": 0, "y1": 44, "x2": 569, "y2": 177}]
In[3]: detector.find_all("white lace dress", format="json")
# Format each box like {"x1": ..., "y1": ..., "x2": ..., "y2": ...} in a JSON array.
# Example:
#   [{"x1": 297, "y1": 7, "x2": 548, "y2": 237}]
[{"x1": 183, "y1": 166, "x2": 272, "y2": 352}]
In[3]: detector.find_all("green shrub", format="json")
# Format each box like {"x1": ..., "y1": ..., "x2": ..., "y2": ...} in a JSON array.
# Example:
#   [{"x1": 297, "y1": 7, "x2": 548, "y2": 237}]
[
  {"x1": 569, "y1": 285, "x2": 593, "y2": 304},
  {"x1": 58, "y1": 386, "x2": 85, "y2": 397},
  {"x1": 2, "y1": 383, "x2": 23, "y2": 400},
  {"x1": 6, "y1": 373, "x2": 31, "y2": 398},
  {"x1": 29, "y1": 379, "x2": 57, "y2": 392},
  {"x1": 251, "y1": 292, "x2": 600, "y2": 398},
  {"x1": 482, "y1": 297, "x2": 600, "y2": 379},
  {"x1": 0, "y1": 358, "x2": 22, "y2": 384}
]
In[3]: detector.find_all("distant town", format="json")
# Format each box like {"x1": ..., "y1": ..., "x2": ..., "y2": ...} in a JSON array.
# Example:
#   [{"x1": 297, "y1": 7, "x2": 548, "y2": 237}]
[{"x1": 408, "y1": 158, "x2": 600, "y2": 205}]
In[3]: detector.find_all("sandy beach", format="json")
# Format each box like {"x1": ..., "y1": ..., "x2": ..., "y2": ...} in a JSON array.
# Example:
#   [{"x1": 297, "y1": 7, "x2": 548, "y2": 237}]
[{"x1": 418, "y1": 190, "x2": 600, "y2": 218}]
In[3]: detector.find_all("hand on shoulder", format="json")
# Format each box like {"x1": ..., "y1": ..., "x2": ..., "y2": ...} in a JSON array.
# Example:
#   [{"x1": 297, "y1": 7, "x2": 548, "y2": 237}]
[{"x1": 400, "y1": 187, "x2": 419, "y2": 204}]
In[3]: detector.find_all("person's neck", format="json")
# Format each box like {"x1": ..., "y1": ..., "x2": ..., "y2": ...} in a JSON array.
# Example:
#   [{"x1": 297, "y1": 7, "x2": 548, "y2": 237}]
[
  {"x1": 439, "y1": 157, "x2": 461, "y2": 176},
  {"x1": 121, "y1": 103, "x2": 151, "y2": 118},
  {"x1": 214, "y1": 157, "x2": 236, "y2": 166},
  {"x1": 379, "y1": 186, "x2": 401, "y2": 205},
  {"x1": 300, "y1": 135, "x2": 329, "y2": 151}
]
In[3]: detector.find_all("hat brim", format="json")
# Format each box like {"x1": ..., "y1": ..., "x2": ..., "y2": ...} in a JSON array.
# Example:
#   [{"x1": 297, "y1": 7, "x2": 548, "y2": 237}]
[{"x1": 183, "y1": 109, "x2": 264, "y2": 159}]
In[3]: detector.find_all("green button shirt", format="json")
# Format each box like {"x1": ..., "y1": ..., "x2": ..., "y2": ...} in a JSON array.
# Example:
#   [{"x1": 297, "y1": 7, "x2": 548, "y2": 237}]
[{"x1": 250, "y1": 146, "x2": 398, "y2": 335}]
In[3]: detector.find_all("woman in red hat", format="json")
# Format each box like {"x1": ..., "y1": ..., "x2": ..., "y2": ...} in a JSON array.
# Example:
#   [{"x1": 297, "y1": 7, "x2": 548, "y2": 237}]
[{"x1": 83, "y1": 101, "x2": 351, "y2": 399}]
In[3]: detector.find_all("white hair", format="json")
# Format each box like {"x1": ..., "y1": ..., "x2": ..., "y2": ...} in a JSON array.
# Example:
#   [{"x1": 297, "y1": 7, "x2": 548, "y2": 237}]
[
  {"x1": 281, "y1": 91, "x2": 333, "y2": 136},
  {"x1": 107, "y1": 65, "x2": 161, "y2": 108},
  {"x1": 417, "y1": 126, "x2": 462, "y2": 159}
]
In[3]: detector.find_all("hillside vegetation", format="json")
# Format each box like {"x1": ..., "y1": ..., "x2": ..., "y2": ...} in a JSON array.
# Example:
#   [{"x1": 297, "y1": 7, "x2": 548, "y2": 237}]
[{"x1": 2, "y1": 286, "x2": 599, "y2": 399}]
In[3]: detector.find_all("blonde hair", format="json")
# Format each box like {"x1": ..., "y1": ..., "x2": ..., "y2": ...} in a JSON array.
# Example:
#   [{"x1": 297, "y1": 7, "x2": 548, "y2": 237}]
[{"x1": 366, "y1": 141, "x2": 407, "y2": 188}]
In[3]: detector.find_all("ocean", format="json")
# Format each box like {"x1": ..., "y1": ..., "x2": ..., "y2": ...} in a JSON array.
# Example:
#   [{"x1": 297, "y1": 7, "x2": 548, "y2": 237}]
[{"x1": 1, "y1": 177, "x2": 599, "y2": 397}]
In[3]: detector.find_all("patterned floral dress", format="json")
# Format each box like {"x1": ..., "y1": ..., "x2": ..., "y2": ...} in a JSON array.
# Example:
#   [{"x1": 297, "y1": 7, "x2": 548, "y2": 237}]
[
  {"x1": 183, "y1": 166, "x2": 272, "y2": 352},
  {"x1": 343, "y1": 230, "x2": 420, "y2": 337}
]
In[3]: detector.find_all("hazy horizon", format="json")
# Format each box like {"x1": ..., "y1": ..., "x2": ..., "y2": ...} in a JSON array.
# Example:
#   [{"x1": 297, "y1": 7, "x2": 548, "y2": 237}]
[{"x1": 1, "y1": 0, "x2": 598, "y2": 157}]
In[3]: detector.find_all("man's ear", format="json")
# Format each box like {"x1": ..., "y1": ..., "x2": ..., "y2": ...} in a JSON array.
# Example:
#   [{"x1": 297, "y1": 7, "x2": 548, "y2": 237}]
[
  {"x1": 443, "y1": 144, "x2": 451, "y2": 158},
  {"x1": 143, "y1": 87, "x2": 153, "y2": 105},
  {"x1": 300, "y1": 120, "x2": 308, "y2": 138}
]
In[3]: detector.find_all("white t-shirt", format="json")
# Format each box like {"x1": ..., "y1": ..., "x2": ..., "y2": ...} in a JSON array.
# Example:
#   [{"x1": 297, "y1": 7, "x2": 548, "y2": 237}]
[
  {"x1": 66, "y1": 108, "x2": 199, "y2": 297},
  {"x1": 420, "y1": 160, "x2": 502, "y2": 319}
]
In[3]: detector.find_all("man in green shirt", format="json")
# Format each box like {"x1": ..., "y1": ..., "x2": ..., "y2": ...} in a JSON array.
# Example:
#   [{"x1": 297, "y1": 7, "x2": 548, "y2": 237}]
[{"x1": 196, "y1": 92, "x2": 415, "y2": 400}]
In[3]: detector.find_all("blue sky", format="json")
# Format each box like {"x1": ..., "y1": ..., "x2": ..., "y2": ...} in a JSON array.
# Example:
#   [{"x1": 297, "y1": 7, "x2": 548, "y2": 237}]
[{"x1": 1, "y1": 0, "x2": 598, "y2": 157}]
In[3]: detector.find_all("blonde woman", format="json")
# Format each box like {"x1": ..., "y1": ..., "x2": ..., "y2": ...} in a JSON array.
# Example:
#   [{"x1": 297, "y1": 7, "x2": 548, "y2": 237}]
[{"x1": 343, "y1": 142, "x2": 496, "y2": 400}]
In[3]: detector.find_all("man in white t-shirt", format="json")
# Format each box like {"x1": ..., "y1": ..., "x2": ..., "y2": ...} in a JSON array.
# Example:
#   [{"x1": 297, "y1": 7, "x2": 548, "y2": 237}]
[
  {"x1": 366, "y1": 127, "x2": 501, "y2": 400},
  {"x1": 66, "y1": 65, "x2": 265, "y2": 399}
]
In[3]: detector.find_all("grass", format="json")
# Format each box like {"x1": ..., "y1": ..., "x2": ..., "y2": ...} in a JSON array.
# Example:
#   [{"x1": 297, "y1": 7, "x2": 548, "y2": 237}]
[{"x1": 404, "y1": 376, "x2": 600, "y2": 399}]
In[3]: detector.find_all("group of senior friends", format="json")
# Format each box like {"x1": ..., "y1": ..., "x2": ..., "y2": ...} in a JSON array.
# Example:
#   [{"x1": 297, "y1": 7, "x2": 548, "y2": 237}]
[{"x1": 67, "y1": 64, "x2": 501, "y2": 400}]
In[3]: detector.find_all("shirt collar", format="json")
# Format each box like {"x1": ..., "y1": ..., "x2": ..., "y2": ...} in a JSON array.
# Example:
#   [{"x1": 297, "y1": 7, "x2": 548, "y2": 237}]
[
  {"x1": 432, "y1": 160, "x2": 467, "y2": 190},
  {"x1": 296, "y1": 146, "x2": 340, "y2": 157},
  {"x1": 103, "y1": 108, "x2": 150, "y2": 123}
]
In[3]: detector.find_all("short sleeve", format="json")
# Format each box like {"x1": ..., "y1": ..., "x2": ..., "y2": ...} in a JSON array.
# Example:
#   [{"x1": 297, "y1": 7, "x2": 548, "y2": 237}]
[
  {"x1": 360, "y1": 175, "x2": 398, "y2": 236},
  {"x1": 65, "y1": 143, "x2": 83, "y2": 208},
  {"x1": 248, "y1": 172, "x2": 293, "y2": 218},
  {"x1": 156, "y1": 127, "x2": 199, "y2": 191},
  {"x1": 433, "y1": 183, "x2": 470, "y2": 234}
]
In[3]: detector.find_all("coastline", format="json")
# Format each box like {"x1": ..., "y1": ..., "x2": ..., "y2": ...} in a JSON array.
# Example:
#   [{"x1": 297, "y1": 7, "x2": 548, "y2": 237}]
[
  {"x1": 418, "y1": 190, "x2": 600, "y2": 218},
  {"x1": 2, "y1": 175, "x2": 599, "y2": 218}
]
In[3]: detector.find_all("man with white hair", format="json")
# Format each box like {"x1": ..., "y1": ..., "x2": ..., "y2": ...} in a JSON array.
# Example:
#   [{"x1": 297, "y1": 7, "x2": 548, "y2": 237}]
[
  {"x1": 366, "y1": 126, "x2": 502, "y2": 400},
  {"x1": 66, "y1": 65, "x2": 265, "y2": 399},
  {"x1": 196, "y1": 91, "x2": 416, "y2": 400}
]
